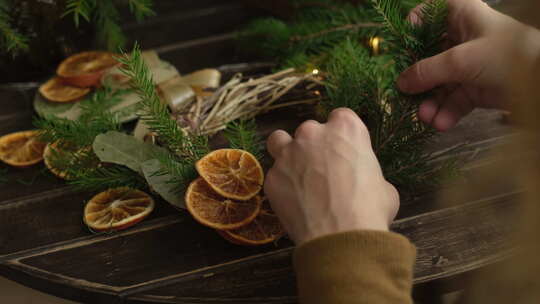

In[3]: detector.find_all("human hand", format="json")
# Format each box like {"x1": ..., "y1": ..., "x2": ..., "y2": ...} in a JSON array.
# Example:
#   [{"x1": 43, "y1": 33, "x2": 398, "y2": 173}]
[
  {"x1": 398, "y1": 0, "x2": 540, "y2": 131},
  {"x1": 264, "y1": 108, "x2": 399, "y2": 245}
]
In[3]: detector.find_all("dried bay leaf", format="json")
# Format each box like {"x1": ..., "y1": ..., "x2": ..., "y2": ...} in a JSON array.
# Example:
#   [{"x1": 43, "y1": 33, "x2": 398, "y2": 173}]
[
  {"x1": 93, "y1": 131, "x2": 166, "y2": 174},
  {"x1": 141, "y1": 159, "x2": 186, "y2": 209}
]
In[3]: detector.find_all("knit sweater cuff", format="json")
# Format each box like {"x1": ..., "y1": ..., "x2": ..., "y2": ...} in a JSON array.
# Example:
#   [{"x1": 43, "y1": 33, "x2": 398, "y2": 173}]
[{"x1": 293, "y1": 230, "x2": 416, "y2": 304}]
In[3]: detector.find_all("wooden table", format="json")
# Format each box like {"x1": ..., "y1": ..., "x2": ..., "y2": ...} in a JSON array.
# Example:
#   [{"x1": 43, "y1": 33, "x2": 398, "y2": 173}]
[{"x1": 0, "y1": 1, "x2": 519, "y2": 303}]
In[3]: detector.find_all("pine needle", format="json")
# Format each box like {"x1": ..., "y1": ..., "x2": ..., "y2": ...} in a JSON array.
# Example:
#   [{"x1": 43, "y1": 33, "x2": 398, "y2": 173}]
[
  {"x1": 152, "y1": 150, "x2": 198, "y2": 194},
  {"x1": 34, "y1": 87, "x2": 122, "y2": 149},
  {"x1": 224, "y1": 119, "x2": 264, "y2": 160},
  {"x1": 117, "y1": 43, "x2": 210, "y2": 162},
  {"x1": 128, "y1": 0, "x2": 155, "y2": 22},
  {"x1": 0, "y1": 0, "x2": 29, "y2": 56},
  {"x1": 62, "y1": 0, "x2": 95, "y2": 27}
]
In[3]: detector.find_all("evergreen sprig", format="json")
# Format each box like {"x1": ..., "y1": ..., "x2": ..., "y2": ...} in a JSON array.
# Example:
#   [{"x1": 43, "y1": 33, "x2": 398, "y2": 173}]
[
  {"x1": 35, "y1": 87, "x2": 123, "y2": 149},
  {"x1": 94, "y1": 0, "x2": 125, "y2": 51},
  {"x1": 372, "y1": 0, "x2": 448, "y2": 70},
  {"x1": 128, "y1": 0, "x2": 155, "y2": 22},
  {"x1": 61, "y1": 0, "x2": 155, "y2": 51},
  {"x1": 117, "y1": 43, "x2": 210, "y2": 162},
  {"x1": 34, "y1": 85, "x2": 146, "y2": 192},
  {"x1": 153, "y1": 150, "x2": 198, "y2": 193},
  {"x1": 224, "y1": 119, "x2": 264, "y2": 160},
  {"x1": 34, "y1": 115, "x2": 119, "y2": 149},
  {"x1": 0, "y1": 0, "x2": 29, "y2": 56},
  {"x1": 63, "y1": 0, "x2": 94, "y2": 27},
  {"x1": 68, "y1": 165, "x2": 147, "y2": 192}
]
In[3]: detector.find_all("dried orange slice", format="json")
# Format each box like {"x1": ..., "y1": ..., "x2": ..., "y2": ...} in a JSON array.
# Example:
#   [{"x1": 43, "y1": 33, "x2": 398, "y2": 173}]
[
  {"x1": 57, "y1": 51, "x2": 119, "y2": 87},
  {"x1": 39, "y1": 77, "x2": 90, "y2": 103},
  {"x1": 185, "y1": 177, "x2": 262, "y2": 230},
  {"x1": 196, "y1": 149, "x2": 264, "y2": 201},
  {"x1": 219, "y1": 199, "x2": 285, "y2": 246},
  {"x1": 84, "y1": 188, "x2": 154, "y2": 232},
  {"x1": 0, "y1": 130, "x2": 46, "y2": 167}
]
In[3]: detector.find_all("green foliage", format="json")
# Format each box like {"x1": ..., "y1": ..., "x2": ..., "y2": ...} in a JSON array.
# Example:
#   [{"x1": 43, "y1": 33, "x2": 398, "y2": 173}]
[
  {"x1": 34, "y1": 85, "x2": 146, "y2": 192},
  {"x1": 128, "y1": 0, "x2": 155, "y2": 22},
  {"x1": 0, "y1": 0, "x2": 155, "y2": 55},
  {"x1": 63, "y1": 0, "x2": 94, "y2": 27},
  {"x1": 240, "y1": 2, "x2": 383, "y2": 69},
  {"x1": 241, "y1": 0, "x2": 454, "y2": 191},
  {"x1": 372, "y1": 0, "x2": 447, "y2": 70},
  {"x1": 117, "y1": 43, "x2": 212, "y2": 193},
  {"x1": 224, "y1": 119, "x2": 264, "y2": 160},
  {"x1": 152, "y1": 150, "x2": 198, "y2": 194},
  {"x1": 0, "y1": 0, "x2": 28, "y2": 56},
  {"x1": 68, "y1": 165, "x2": 147, "y2": 192},
  {"x1": 94, "y1": 0, "x2": 126, "y2": 51},
  {"x1": 34, "y1": 87, "x2": 124, "y2": 149},
  {"x1": 117, "y1": 43, "x2": 210, "y2": 162}
]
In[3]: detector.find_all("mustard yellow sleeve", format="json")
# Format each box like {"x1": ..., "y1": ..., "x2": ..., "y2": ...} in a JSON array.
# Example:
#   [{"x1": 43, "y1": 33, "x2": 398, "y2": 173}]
[{"x1": 293, "y1": 230, "x2": 416, "y2": 304}]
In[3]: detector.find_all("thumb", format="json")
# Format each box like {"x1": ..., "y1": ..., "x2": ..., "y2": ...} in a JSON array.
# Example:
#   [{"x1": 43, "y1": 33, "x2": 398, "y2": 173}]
[{"x1": 397, "y1": 43, "x2": 472, "y2": 94}]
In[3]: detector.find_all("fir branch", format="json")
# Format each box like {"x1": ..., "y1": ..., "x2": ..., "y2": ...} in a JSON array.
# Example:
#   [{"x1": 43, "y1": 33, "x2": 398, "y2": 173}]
[
  {"x1": 34, "y1": 86, "x2": 122, "y2": 148},
  {"x1": 62, "y1": 0, "x2": 95, "y2": 27},
  {"x1": 68, "y1": 165, "x2": 147, "y2": 192},
  {"x1": 34, "y1": 115, "x2": 119, "y2": 149},
  {"x1": 0, "y1": 0, "x2": 28, "y2": 56},
  {"x1": 153, "y1": 150, "x2": 198, "y2": 193},
  {"x1": 117, "y1": 43, "x2": 210, "y2": 162},
  {"x1": 95, "y1": 0, "x2": 126, "y2": 51},
  {"x1": 127, "y1": 0, "x2": 155, "y2": 22},
  {"x1": 78, "y1": 86, "x2": 131, "y2": 121},
  {"x1": 224, "y1": 119, "x2": 264, "y2": 160},
  {"x1": 46, "y1": 145, "x2": 146, "y2": 192}
]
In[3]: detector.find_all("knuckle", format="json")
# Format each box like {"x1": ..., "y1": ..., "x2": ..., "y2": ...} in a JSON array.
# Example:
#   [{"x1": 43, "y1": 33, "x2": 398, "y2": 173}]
[
  {"x1": 295, "y1": 120, "x2": 319, "y2": 138},
  {"x1": 330, "y1": 107, "x2": 356, "y2": 121}
]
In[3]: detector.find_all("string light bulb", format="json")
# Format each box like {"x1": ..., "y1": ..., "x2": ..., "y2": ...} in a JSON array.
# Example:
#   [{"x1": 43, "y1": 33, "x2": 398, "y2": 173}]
[
  {"x1": 369, "y1": 36, "x2": 381, "y2": 55},
  {"x1": 311, "y1": 68, "x2": 320, "y2": 75}
]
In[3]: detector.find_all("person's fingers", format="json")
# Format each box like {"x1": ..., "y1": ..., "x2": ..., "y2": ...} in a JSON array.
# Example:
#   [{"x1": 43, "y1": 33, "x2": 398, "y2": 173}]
[
  {"x1": 432, "y1": 89, "x2": 474, "y2": 131},
  {"x1": 397, "y1": 43, "x2": 472, "y2": 94},
  {"x1": 294, "y1": 120, "x2": 321, "y2": 139},
  {"x1": 266, "y1": 129, "x2": 292, "y2": 159},
  {"x1": 326, "y1": 107, "x2": 363, "y2": 128},
  {"x1": 418, "y1": 99, "x2": 441, "y2": 125}
]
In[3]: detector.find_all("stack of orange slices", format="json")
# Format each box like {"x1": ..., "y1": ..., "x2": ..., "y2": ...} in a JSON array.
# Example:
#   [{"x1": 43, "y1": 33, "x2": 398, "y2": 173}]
[
  {"x1": 186, "y1": 149, "x2": 285, "y2": 246},
  {"x1": 39, "y1": 51, "x2": 119, "y2": 103}
]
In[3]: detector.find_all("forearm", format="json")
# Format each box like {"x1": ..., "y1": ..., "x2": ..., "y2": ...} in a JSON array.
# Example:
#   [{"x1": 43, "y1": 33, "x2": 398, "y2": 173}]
[{"x1": 294, "y1": 230, "x2": 416, "y2": 304}]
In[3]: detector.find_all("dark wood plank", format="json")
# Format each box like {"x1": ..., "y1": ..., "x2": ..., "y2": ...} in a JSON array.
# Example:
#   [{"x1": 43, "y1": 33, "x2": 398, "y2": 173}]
[
  {"x1": 0, "y1": 190, "x2": 179, "y2": 258},
  {"x1": 0, "y1": 189, "x2": 519, "y2": 304},
  {"x1": 120, "y1": 191, "x2": 518, "y2": 303},
  {"x1": 125, "y1": 3, "x2": 260, "y2": 50}
]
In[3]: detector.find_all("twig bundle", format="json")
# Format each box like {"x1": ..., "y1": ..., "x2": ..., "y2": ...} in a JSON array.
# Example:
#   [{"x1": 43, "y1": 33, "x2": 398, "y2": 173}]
[{"x1": 176, "y1": 68, "x2": 321, "y2": 136}]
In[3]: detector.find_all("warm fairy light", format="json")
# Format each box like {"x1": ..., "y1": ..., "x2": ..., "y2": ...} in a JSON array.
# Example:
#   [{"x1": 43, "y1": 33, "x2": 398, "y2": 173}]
[
  {"x1": 312, "y1": 68, "x2": 320, "y2": 75},
  {"x1": 369, "y1": 36, "x2": 380, "y2": 55},
  {"x1": 314, "y1": 90, "x2": 321, "y2": 96}
]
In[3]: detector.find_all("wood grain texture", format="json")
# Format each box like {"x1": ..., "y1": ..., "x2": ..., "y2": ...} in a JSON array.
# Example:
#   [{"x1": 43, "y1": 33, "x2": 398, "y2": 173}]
[{"x1": 0, "y1": 191, "x2": 519, "y2": 304}]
